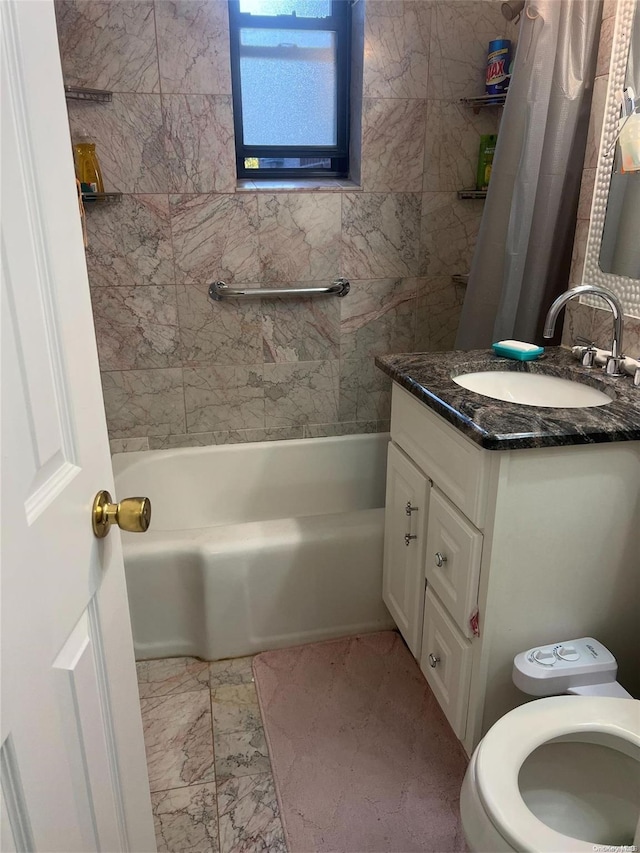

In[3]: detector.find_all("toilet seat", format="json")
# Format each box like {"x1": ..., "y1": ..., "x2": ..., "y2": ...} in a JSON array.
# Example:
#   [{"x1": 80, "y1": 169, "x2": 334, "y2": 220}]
[{"x1": 475, "y1": 696, "x2": 640, "y2": 853}]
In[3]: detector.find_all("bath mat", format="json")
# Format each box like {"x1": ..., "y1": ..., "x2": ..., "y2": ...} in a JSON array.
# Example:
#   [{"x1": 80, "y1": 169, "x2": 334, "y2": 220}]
[{"x1": 253, "y1": 631, "x2": 468, "y2": 853}]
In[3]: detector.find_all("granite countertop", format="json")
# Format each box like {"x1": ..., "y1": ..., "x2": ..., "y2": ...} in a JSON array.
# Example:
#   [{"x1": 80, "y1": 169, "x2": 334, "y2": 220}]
[{"x1": 375, "y1": 347, "x2": 640, "y2": 450}]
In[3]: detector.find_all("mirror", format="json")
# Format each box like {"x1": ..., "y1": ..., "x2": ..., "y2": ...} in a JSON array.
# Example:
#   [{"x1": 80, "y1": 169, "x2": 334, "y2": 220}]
[
  {"x1": 583, "y1": 0, "x2": 639, "y2": 319},
  {"x1": 599, "y1": 4, "x2": 640, "y2": 279}
]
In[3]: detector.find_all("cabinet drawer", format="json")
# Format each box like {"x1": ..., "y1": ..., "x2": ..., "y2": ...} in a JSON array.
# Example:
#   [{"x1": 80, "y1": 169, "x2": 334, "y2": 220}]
[
  {"x1": 390, "y1": 384, "x2": 490, "y2": 528},
  {"x1": 425, "y1": 488, "x2": 482, "y2": 638},
  {"x1": 420, "y1": 589, "x2": 473, "y2": 740}
]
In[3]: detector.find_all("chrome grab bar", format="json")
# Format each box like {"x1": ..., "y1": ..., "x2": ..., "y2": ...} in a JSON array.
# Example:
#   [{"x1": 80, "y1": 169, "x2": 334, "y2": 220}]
[{"x1": 208, "y1": 278, "x2": 350, "y2": 301}]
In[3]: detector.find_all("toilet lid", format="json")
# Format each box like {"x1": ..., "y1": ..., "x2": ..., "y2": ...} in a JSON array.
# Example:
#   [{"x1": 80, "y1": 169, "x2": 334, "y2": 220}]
[{"x1": 475, "y1": 695, "x2": 640, "y2": 853}]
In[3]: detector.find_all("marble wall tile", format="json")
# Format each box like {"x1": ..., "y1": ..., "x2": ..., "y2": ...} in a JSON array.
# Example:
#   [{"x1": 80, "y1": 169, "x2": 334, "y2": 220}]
[
  {"x1": 211, "y1": 684, "x2": 262, "y2": 735},
  {"x1": 217, "y1": 773, "x2": 286, "y2": 853},
  {"x1": 596, "y1": 13, "x2": 615, "y2": 77},
  {"x1": 262, "y1": 293, "x2": 340, "y2": 363},
  {"x1": 183, "y1": 366, "x2": 264, "y2": 433},
  {"x1": 155, "y1": 0, "x2": 232, "y2": 95},
  {"x1": 148, "y1": 426, "x2": 303, "y2": 449},
  {"x1": 570, "y1": 219, "x2": 590, "y2": 287},
  {"x1": 263, "y1": 361, "x2": 340, "y2": 427},
  {"x1": 149, "y1": 432, "x2": 218, "y2": 449},
  {"x1": 577, "y1": 169, "x2": 597, "y2": 221},
  {"x1": 303, "y1": 420, "x2": 389, "y2": 438},
  {"x1": 620, "y1": 316, "x2": 640, "y2": 359},
  {"x1": 162, "y1": 95, "x2": 236, "y2": 193},
  {"x1": 258, "y1": 194, "x2": 342, "y2": 283},
  {"x1": 68, "y1": 95, "x2": 168, "y2": 193},
  {"x1": 340, "y1": 358, "x2": 392, "y2": 422},
  {"x1": 415, "y1": 276, "x2": 465, "y2": 352},
  {"x1": 85, "y1": 194, "x2": 174, "y2": 287},
  {"x1": 428, "y1": 1, "x2": 510, "y2": 100},
  {"x1": 423, "y1": 100, "x2": 500, "y2": 193},
  {"x1": 55, "y1": 1, "x2": 159, "y2": 93},
  {"x1": 152, "y1": 783, "x2": 219, "y2": 853},
  {"x1": 420, "y1": 193, "x2": 485, "y2": 277},
  {"x1": 584, "y1": 75, "x2": 609, "y2": 170},
  {"x1": 140, "y1": 690, "x2": 216, "y2": 791},
  {"x1": 338, "y1": 359, "x2": 358, "y2": 422},
  {"x1": 363, "y1": 1, "x2": 431, "y2": 99},
  {"x1": 210, "y1": 657, "x2": 255, "y2": 688},
  {"x1": 342, "y1": 193, "x2": 422, "y2": 279},
  {"x1": 361, "y1": 99, "x2": 427, "y2": 192},
  {"x1": 177, "y1": 284, "x2": 263, "y2": 366},
  {"x1": 137, "y1": 657, "x2": 210, "y2": 699},
  {"x1": 561, "y1": 301, "x2": 595, "y2": 348},
  {"x1": 592, "y1": 308, "x2": 640, "y2": 358},
  {"x1": 91, "y1": 285, "x2": 180, "y2": 370},
  {"x1": 340, "y1": 278, "x2": 417, "y2": 359},
  {"x1": 109, "y1": 436, "x2": 150, "y2": 454},
  {"x1": 356, "y1": 357, "x2": 392, "y2": 421},
  {"x1": 213, "y1": 729, "x2": 271, "y2": 780},
  {"x1": 171, "y1": 194, "x2": 260, "y2": 284},
  {"x1": 101, "y1": 368, "x2": 185, "y2": 437}
]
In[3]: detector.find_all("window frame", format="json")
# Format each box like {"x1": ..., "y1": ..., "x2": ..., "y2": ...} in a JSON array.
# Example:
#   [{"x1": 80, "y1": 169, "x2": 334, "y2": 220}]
[{"x1": 228, "y1": 0, "x2": 351, "y2": 179}]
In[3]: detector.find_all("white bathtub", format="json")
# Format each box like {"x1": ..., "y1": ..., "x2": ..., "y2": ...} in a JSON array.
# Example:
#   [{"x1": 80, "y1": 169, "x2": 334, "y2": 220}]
[{"x1": 112, "y1": 434, "x2": 394, "y2": 660}]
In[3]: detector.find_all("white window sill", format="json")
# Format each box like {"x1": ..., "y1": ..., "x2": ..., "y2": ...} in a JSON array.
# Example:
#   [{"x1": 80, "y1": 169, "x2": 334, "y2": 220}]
[{"x1": 236, "y1": 178, "x2": 362, "y2": 192}]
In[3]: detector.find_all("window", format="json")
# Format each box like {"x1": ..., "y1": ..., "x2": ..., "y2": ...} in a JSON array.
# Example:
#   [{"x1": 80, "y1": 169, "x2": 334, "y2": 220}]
[{"x1": 229, "y1": 0, "x2": 351, "y2": 179}]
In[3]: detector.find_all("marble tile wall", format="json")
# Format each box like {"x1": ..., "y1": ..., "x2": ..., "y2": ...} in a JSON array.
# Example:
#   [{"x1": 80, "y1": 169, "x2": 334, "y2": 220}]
[
  {"x1": 563, "y1": 0, "x2": 640, "y2": 359},
  {"x1": 56, "y1": 0, "x2": 510, "y2": 449}
]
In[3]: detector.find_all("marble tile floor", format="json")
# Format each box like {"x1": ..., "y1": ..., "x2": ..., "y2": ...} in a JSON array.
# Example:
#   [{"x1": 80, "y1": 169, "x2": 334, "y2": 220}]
[{"x1": 137, "y1": 655, "x2": 287, "y2": 853}]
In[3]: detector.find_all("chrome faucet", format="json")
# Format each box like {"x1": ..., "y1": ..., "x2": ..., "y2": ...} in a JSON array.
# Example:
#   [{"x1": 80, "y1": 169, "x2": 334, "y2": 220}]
[{"x1": 543, "y1": 284, "x2": 625, "y2": 376}]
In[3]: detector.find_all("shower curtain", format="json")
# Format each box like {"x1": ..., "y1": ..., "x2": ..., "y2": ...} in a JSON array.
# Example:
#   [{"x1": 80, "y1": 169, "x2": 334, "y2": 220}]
[{"x1": 455, "y1": 0, "x2": 603, "y2": 349}]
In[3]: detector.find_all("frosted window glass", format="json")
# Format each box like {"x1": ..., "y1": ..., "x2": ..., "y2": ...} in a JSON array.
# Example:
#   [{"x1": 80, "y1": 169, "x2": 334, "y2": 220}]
[
  {"x1": 239, "y1": 28, "x2": 337, "y2": 146},
  {"x1": 244, "y1": 157, "x2": 331, "y2": 169},
  {"x1": 239, "y1": 0, "x2": 331, "y2": 18}
]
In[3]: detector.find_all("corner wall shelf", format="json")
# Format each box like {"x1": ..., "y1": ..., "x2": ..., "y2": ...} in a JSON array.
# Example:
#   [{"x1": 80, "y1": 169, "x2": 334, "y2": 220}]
[
  {"x1": 457, "y1": 189, "x2": 487, "y2": 200},
  {"x1": 452, "y1": 274, "x2": 469, "y2": 287},
  {"x1": 460, "y1": 93, "x2": 507, "y2": 113},
  {"x1": 81, "y1": 192, "x2": 122, "y2": 204},
  {"x1": 65, "y1": 85, "x2": 112, "y2": 103}
]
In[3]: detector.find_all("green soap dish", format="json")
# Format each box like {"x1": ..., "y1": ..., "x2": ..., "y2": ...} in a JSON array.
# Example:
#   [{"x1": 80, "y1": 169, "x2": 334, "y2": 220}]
[{"x1": 492, "y1": 340, "x2": 545, "y2": 361}]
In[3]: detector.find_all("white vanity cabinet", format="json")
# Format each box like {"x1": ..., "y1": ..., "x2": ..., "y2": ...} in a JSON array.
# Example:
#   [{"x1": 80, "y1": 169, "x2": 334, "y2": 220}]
[
  {"x1": 382, "y1": 443, "x2": 430, "y2": 657},
  {"x1": 382, "y1": 383, "x2": 640, "y2": 756}
]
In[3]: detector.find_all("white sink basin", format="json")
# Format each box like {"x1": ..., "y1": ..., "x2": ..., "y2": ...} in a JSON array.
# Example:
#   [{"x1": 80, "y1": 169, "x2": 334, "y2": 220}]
[{"x1": 453, "y1": 371, "x2": 612, "y2": 408}]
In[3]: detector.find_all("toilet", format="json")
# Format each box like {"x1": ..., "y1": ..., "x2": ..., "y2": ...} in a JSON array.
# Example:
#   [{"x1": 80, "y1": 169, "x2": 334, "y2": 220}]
[{"x1": 460, "y1": 638, "x2": 640, "y2": 852}]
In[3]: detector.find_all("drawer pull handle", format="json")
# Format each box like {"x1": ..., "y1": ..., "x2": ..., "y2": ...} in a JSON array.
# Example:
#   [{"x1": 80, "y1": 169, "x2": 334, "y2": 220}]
[
  {"x1": 434, "y1": 551, "x2": 447, "y2": 567},
  {"x1": 429, "y1": 653, "x2": 441, "y2": 668},
  {"x1": 404, "y1": 533, "x2": 417, "y2": 546},
  {"x1": 405, "y1": 502, "x2": 419, "y2": 516}
]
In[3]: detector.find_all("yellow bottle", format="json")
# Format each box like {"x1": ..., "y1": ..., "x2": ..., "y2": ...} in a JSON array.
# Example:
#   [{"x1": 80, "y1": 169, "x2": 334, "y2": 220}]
[{"x1": 73, "y1": 139, "x2": 104, "y2": 194}]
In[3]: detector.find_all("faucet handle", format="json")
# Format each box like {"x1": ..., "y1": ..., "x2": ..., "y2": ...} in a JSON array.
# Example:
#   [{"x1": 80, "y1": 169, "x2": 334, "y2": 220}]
[
  {"x1": 574, "y1": 337, "x2": 597, "y2": 368},
  {"x1": 604, "y1": 354, "x2": 625, "y2": 376}
]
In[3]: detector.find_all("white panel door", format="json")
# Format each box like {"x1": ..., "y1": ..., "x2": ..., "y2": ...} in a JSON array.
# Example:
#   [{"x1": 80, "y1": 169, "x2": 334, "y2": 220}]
[
  {"x1": 0, "y1": 2, "x2": 155, "y2": 850},
  {"x1": 382, "y1": 443, "x2": 430, "y2": 656}
]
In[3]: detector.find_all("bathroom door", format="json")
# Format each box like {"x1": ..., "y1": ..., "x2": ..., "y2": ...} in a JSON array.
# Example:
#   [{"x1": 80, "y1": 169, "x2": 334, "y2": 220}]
[{"x1": 0, "y1": 2, "x2": 155, "y2": 850}]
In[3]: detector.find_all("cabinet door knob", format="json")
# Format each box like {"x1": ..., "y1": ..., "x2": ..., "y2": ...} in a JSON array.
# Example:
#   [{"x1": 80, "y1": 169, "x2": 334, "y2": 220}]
[
  {"x1": 434, "y1": 551, "x2": 447, "y2": 567},
  {"x1": 404, "y1": 533, "x2": 417, "y2": 546},
  {"x1": 405, "y1": 502, "x2": 419, "y2": 516},
  {"x1": 428, "y1": 653, "x2": 441, "y2": 668}
]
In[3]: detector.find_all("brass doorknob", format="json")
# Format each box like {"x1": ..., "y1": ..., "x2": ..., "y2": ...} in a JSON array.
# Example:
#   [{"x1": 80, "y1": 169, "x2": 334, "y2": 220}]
[{"x1": 92, "y1": 490, "x2": 151, "y2": 539}]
